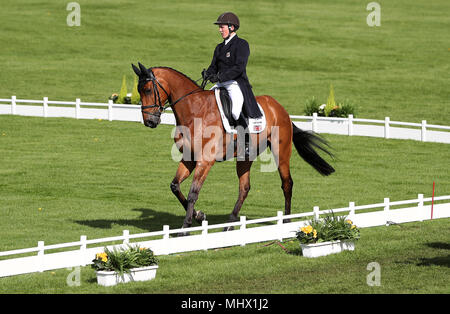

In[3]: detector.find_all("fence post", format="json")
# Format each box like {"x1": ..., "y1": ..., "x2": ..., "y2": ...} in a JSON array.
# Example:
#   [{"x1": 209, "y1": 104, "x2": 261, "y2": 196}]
[
  {"x1": 163, "y1": 225, "x2": 170, "y2": 255},
  {"x1": 37, "y1": 241, "x2": 45, "y2": 273},
  {"x1": 417, "y1": 193, "x2": 424, "y2": 222},
  {"x1": 122, "y1": 230, "x2": 129, "y2": 245},
  {"x1": 80, "y1": 235, "x2": 87, "y2": 266},
  {"x1": 43, "y1": 97, "x2": 48, "y2": 118},
  {"x1": 202, "y1": 220, "x2": 208, "y2": 251},
  {"x1": 313, "y1": 206, "x2": 320, "y2": 220},
  {"x1": 384, "y1": 198, "x2": 390, "y2": 225},
  {"x1": 240, "y1": 216, "x2": 247, "y2": 247},
  {"x1": 312, "y1": 112, "x2": 318, "y2": 133},
  {"x1": 384, "y1": 117, "x2": 390, "y2": 139},
  {"x1": 349, "y1": 201, "x2": 355, "y2": 221},
  {"x1": 75, "y1": 98, "x2": 80, "y2": 119},
  {"x1": 11, "y1": 96, "x2": 16, "y2": 115},
  {"x1": 421, "y1": 120, "x2": 427, "y2": 142},
  {"x1": 108, "y1": 100, "x2": 113, "y2": 121},
  {"x1": 277, "y1": 211, "x2": 284, "y2": 241},
  {"x1": 348, "y1": 114, "x2": 353, "y2": 136}
]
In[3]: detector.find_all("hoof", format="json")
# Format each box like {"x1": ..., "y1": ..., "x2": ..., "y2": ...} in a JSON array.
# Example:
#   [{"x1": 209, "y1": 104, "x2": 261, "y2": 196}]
[
  {"x1": 194, "y1": 210, "x2": 207, "y2": 223},
  {"x1": 177, "y1": 225, "x2": 191, "y2": 237},
  {"x1": 223, "y1": 214, "x2": 238, "y2": 231},
  {"x1": 177, "y1": 230, "x2": 190, "y2": 237}
]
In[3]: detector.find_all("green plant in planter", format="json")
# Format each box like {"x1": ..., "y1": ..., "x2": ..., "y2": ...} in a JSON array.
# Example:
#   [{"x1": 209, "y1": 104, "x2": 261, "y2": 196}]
[
  {"x1": 91, "y1": 245, "x2": 158, "y2": 275},
  {"x1": 117, "y1": 75, "x2": 128, "y2": 104},
  {"x1": 296, "y1": 212, "x2": 360, "y2": 244},
  {"x1": 329, "y1": 101, "x2": 357, "y2": 118},
  {"x1": 303, "y1": 87, "x2": 357, "y2": 118},
  {"x1": 304, "y1": 96, "x2": 321, "y2": 116},
  {"x1": 324, "y1": 84, "x2": 336, "y2": 117},
  {"x1": 131, "y1": 76, "x2": 141, "y2": 105}
]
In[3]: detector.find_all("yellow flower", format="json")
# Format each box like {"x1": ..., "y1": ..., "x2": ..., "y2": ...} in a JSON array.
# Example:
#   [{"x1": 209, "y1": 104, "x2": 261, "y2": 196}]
[
  {"x1": 351, "y1": 225, "x2": 356, "y2": 229},
  {"x1": 301, "y1": 225, "x2": 313, "y2": 234},
  {"x1": 313, "y1": 229, "x2": 317, "y2": 238},
  {"x1": 345, "y1": 219, "x2": 353, "y2": 225},
  {"x1": 96, "y1": 252, "x2": 108, "y2": 262}
]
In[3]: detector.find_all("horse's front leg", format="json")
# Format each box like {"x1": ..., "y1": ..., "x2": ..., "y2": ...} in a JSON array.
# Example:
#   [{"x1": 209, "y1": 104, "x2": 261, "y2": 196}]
[
  {"x1": 171, "y1": 160, "x2": 207, "y2": 223},
  {"x1": 170, "y1": 159, "x2": 194, "y2": 209},
  {"x1": 179, "y1": 160, "x2": 215, "y2": 235}
]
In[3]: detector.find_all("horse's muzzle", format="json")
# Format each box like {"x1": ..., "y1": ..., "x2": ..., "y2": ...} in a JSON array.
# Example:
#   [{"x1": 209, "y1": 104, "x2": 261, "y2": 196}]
[{"x1": 143, "y1": 114, "x2": 161, "y2": 128}]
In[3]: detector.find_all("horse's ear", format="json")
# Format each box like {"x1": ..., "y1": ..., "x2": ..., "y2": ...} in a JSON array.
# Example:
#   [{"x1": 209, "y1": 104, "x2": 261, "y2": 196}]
[
  {"x1": 138, "y1": 62, "x2": 150, "y2": 77},
  {"x1": 131, "y1": 63, "x2": 141, "y2": 77}
]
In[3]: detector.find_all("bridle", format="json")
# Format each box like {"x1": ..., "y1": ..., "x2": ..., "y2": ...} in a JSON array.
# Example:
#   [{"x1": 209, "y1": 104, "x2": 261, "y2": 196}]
[{"x1": 140, "y1": 68, "x2": 206, "y2": 117}]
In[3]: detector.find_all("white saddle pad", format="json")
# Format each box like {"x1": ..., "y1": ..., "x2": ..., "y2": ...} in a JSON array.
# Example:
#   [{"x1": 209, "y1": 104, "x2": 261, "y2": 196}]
[{"x1": 213, "y1": 88, "x2": 266, "y2": 134}]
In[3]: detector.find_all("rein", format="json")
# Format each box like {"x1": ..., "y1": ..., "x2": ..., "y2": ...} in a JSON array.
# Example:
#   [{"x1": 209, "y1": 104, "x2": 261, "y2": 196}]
[{"x1": 140, "y1": 69, "x2": 206, "y2": 115}]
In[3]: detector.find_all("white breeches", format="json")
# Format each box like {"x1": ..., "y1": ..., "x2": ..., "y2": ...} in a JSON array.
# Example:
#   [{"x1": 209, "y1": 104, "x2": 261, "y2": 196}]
[{"x1": 211, "y1": 80, "x2": 244, "y2": 121}]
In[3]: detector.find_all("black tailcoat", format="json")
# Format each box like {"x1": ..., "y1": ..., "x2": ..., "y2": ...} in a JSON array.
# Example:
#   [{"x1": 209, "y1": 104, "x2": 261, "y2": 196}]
[{"x1": 206, "y1": 35, "x2": 262, "y2": 118}]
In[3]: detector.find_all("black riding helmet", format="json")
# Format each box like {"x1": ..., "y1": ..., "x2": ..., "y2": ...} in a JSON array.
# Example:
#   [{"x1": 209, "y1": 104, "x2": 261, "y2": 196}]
[{"x1": 214, "y1": 12, "x2": 240, "y2": 32}]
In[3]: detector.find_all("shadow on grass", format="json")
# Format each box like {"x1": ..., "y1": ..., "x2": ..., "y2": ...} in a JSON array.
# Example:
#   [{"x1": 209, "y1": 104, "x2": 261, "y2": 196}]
[
  {"x1": 416, "y1": 242, "x2": 450, "y2": 268},
  {"x1": 397, "y1": 242, "x2": 450, "y2": 268},
  {"x1": 426, "y1": 242, "x2": 450, "y2": 250},
  {"x1": 262, "y1": 240, "x2": 304, "y2": 256},
  {"x1": 416, "y1": 256, "x2": 450, "y2": 267},
  {"x1": 74, "y1": 207, "x2": 230, "y2": 232}
]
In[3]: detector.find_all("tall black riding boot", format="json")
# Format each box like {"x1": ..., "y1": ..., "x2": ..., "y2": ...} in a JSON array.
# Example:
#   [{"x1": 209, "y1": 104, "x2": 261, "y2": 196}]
[{"x1": 235, "y1": 129, "x2": 251, "y2": 160}]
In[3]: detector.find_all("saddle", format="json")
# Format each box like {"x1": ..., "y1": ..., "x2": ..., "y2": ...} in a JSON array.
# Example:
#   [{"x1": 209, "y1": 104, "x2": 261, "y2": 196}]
[{"x1": 214, "y1": 87, "x2": 266, "y2": 134}]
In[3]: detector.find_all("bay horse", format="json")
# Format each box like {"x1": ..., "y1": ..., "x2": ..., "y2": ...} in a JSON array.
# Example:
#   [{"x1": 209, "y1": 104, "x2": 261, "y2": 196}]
[{"x1": 132, "y1": 62, "x2": 334, "y2": 233}]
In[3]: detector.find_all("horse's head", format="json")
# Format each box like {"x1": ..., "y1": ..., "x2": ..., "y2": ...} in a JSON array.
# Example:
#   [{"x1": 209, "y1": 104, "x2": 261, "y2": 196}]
[{"x1": 132, "y1": 62, "x2": 171, "y2": 128}]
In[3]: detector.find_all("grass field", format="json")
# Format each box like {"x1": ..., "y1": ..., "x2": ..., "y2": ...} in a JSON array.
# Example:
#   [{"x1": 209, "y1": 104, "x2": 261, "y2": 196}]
[
  {"x1": 1, "y1": 0, "x2": 449, "y2": 125},
  {"x1": 0, "y1": 115, "x2": 449, "y2": 249},
  {"x1": 1, "y1": 0, "x2": 449, "y2": 294},
  {"x1": 1, "y1": 214, "x2": 449, "y2": 294},
  {"x1": 0, "y1": 116, "x2": 449, "y2": 294}
]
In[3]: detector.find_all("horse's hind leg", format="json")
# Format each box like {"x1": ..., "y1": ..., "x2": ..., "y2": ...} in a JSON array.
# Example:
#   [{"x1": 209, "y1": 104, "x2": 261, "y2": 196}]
[
  {"x1": 225, "y1": 160, "x2": 253, "y2": 231},
  {"x1": 278, "y1": 160, "x2": 293, "y2": 222},
  {"x1": 271, "y1": 125, "x2": 293, "y2": 222},
  {"x1": 170, "y1": 160, "x2": 206, "y2": 223}
]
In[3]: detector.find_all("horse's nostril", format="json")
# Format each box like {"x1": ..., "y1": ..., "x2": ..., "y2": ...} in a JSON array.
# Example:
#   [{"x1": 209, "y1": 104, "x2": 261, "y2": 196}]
[{"x1": 145, "y1": 120, "x2": 157, "y2": 128}]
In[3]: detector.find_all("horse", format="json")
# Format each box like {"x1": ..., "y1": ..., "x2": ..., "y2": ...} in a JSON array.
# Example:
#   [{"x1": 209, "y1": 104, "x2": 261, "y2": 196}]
[{"x1": 131, "y1": 62, "x2": 335, "y2": 233}]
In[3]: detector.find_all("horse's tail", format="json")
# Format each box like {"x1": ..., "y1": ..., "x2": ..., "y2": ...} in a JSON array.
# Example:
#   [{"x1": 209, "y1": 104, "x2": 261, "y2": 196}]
[{"x1": 291, "y1": 123, "x2": 335, "y2": 176}]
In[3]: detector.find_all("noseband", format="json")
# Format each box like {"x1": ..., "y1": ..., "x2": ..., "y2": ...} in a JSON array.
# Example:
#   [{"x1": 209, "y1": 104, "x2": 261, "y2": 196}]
[{"x1": 140, "y1": 68, "x2": 204, "y2": 117}]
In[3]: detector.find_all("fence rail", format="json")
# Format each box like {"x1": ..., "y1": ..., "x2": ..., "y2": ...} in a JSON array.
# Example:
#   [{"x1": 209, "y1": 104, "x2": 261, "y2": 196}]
[
  {"x1": 1, "y1": 96, "x2": 449, "y2": 143},
  {"x1": 291, "y1": 113, "x2": 450, "y2": 143},
  {"x1": 0, "y1": 194, "x2": 449, "y2": 278}
]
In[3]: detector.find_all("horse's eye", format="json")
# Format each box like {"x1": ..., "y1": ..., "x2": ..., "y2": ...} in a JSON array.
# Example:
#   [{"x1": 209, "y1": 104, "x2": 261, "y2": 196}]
[{"x1": 144, "y1": 88, "x2": 152, "y2": 95}]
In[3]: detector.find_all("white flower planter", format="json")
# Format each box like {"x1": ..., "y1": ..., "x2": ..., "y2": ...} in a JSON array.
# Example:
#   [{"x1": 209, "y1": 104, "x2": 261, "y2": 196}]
[
  {"x1": 96, "y1": 265, "x2": 158, "y2": 287},
  {"x1": 300, "y1": 240, "x2": 355, "y2": 258}
]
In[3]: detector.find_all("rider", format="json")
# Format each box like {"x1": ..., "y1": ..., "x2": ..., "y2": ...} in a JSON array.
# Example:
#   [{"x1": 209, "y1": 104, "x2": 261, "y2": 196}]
[{"x1": 202, "y1": 12, "x2": 262, "y2": 124}]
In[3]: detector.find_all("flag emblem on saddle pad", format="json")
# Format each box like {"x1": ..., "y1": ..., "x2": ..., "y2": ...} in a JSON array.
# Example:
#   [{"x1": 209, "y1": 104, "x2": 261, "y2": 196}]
[{"x1": 226, "y1": 52, "x2": 231, "y2": 58}]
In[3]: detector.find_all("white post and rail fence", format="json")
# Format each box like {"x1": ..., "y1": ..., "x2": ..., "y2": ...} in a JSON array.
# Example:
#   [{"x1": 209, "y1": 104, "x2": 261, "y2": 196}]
[
  {"x1": 1, "y1": 194, "x2": 449, "y2": 278},
  {"x1": 1, "y1": 96, "x2": 449, "y2": 144}
]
